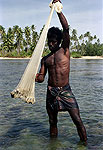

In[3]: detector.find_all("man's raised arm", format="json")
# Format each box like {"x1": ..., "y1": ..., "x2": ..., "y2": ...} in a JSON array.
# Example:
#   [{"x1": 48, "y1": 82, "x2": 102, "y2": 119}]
[{"x1": 53, "y1": 0, "x2": 70, "y2": 48}]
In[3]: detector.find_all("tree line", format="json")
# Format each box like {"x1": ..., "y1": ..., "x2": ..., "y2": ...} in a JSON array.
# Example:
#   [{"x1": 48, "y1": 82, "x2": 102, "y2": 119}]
[{"x1": 0, "y1": 25, "x2": 103, "y2": 58}]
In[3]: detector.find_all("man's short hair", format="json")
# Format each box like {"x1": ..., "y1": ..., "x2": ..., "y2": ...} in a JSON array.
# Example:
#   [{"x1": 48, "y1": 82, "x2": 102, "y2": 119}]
[{"x1": 47, "y1": 27, "x2": 62, "y2": 44}]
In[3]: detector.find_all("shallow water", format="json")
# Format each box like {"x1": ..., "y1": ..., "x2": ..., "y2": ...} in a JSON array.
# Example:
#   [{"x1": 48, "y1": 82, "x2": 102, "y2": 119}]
[{"x1": 0, "y1": 59, "x2": 103, "y2": 150}]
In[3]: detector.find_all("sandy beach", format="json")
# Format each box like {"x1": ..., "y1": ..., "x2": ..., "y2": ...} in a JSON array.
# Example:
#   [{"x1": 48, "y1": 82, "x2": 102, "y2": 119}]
[
  {"x1": 71, "y1": 56, "x2": 103, "y2": 59},
  {"x1": 0, "y1": 57, "x2": 30, "y2": 59},
  {"x1": 0, "y1": 56, "x2": 103, "y2": 59}
]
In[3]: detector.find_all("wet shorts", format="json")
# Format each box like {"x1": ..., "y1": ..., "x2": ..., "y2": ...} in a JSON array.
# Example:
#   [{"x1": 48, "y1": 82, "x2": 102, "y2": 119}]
[{"x1": 46, "y1": 84, "x2": 79, "y2": 112}]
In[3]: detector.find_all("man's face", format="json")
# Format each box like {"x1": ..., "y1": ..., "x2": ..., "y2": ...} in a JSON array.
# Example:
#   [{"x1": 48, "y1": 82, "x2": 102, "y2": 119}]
[{"x1": 48, "y1": 37, "x2": 59, "y2": 52}]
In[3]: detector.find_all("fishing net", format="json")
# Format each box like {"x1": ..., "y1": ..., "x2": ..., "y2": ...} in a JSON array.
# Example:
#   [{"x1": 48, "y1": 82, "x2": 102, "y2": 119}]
[{"x1": 11, "y1": 1, "x2": 63, "y2": 104}]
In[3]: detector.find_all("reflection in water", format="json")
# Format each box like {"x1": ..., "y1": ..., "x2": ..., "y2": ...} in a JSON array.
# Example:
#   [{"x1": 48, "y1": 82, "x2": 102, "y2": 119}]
[{"x1": 0, "y1": 59, "x2": 103, "y2": 150}]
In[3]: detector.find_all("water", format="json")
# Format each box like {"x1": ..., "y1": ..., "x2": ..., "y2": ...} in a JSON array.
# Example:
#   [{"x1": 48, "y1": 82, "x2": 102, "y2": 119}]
[{"x1": 0, "y1": 59, "x2": 103, "y2": 150}]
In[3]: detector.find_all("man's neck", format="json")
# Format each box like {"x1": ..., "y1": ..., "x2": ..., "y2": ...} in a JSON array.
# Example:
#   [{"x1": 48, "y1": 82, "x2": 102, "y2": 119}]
[{"x1": 51, "y1": 46, "x2": 61, "y2": 54}]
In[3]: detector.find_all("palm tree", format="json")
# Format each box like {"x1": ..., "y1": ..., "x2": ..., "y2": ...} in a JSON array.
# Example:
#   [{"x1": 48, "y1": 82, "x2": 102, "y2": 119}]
[
  {"x1": 79, "y1": 34, "x2": 84, "y2": 44},
  {"x1": 24, "y1": 26, "x2": 31, "y2": 52},
  {"x1": 13, "y1": 25, "x2": 23, "y2": 54},
  {"x1": 97, "y1": 38, "x2": 100, "y2": 44},
  {"x1": 89, "y1": 36, "x2": 93, "y2": 43},
  {"x1": 6, "y1": 27, "x2": 15, "y2": 52},
  {"x1": 84, "y1": 31, "x2": 91, "y2": 43},
  {"x1": 0, "y1": 25, "x2": 5, "y2": 43},
  {"x1": 71, "y1": 29, "x2": 80, "y2": 52},
  {"x1": 93, "y1": 35, "x2": 97, "y2": 43},
  {"x1": 94, "y1": 35, "x2": 97, "y2": 40},
  {"x1": 0, "y1": 25, "x2": 7, "y2": 55},
  {"x1": 30, "y1": 25, "x2": 38, "y2": 52}
]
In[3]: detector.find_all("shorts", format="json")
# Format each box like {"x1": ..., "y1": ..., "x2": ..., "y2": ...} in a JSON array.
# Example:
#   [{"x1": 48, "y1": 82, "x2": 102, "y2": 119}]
[{"x1": 46, "y1": 84, "x2": 79, "y2": 112}]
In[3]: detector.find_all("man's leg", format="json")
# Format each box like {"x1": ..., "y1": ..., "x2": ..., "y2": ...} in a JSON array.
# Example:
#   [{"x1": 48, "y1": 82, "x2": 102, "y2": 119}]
[
  {"x1": 47, "y1": 106, "x2": 58, "y2": 137},
  {"x1": 68, "y1": 108, "x2": 87, "y2": 142}
]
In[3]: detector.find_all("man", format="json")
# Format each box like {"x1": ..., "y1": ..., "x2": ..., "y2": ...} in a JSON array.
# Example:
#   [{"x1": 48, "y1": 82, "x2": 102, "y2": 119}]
[{"x1": 35, "y1": 0, "x2": 87, "y2": 142}]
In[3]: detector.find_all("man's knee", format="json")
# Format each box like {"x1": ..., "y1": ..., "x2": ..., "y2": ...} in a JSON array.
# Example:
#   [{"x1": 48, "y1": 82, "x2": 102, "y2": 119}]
[
  {"x1": 49, "y1": 118, "x2": 58, "y2": 126},
  {"x1": 47, "y1": 107, "x2": 58, "y2": 126},
  {"x1": 72, "y1": 115, "x2": 83, "y2": 127}
]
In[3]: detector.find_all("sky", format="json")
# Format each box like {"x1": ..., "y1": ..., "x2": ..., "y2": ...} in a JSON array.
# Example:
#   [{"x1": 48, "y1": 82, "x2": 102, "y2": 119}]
[{"x1": 0, "y1": 0, "x2": 103, "y2": 43}]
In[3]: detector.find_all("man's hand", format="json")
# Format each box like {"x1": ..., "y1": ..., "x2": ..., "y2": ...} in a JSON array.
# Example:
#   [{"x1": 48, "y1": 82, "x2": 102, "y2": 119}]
[
  {"x1": 35, "y1": 73, "x2": 39, "y2": 82},
  {"x1": 50, "y1": 0, "x2": 62, "y2": 13},
  {"x1": 52, "y1": 0, "x2": 61, "y2": 4},
  {"x1": 35, "y1": 73, "x2": 44, "y2": 83}
]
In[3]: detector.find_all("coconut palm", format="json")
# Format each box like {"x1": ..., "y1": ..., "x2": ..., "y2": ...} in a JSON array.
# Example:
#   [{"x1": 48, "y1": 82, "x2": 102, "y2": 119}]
[
  {"x1": 71, "y1": 29, "x2": 80, "y2": 52},
  {"x1": 30, "y1": 25, "x2": 38, "y2": 52},
  {"x1": 13, "y1": 25, "x2": 23, "y2": 54},
  {"x1": 24, "y1": 26, "x2": 31, "y2": 52},
  {"x1": 84, "y1": 31, "x2": 91, "y2": 43},
  {"x1": 0, "y1": 25, "x2": 5, "y2": 43},
  {"x1": 4, "y1": 27, "x2": 15, "y2": 53},
  {"x1": 0, "y1": 26, "x2": 7, "y2": 55}
]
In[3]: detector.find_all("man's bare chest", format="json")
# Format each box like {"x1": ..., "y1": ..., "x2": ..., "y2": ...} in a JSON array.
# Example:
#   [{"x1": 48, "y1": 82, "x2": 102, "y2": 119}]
[{"x1": 46, "y1": 51, "x2": 69, "y2": 67}]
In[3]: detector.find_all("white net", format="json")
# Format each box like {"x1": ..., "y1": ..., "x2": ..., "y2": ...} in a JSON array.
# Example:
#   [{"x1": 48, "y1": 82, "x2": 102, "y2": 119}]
[
  {"x1": 49, "y1": 0, "x2": 63, "y2": 13},
  {"x1": 11, "y1": 4, "x2": 55, "y2": 104}
]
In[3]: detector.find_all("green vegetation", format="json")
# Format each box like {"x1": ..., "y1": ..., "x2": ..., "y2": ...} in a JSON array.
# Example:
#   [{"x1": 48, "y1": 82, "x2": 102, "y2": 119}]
[
  {"x1": 70, "y1": 29, "x2": 103, "y2": 58},
  {"x1": 0, "y1": 25, "x2": 103, "y2": 58},
  {"x1": 71, "y1": 51, "x2": 82, "y2": 58}
]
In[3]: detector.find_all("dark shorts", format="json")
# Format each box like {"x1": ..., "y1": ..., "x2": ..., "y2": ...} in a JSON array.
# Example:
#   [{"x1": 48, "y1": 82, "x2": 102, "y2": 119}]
[{"x1": 46, "y1": 84, "x2": 79, "y2": 112}]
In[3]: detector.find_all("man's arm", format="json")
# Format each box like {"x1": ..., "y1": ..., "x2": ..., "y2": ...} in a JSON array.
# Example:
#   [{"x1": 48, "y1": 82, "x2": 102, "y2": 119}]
[
  {"x1": 53, "y1": 0, "x2": 70, "y2": 49},
  {"x1": 35, "y1": 58, "x2": 47, "y2": 83},
  {"x1": 58, "y1": 12, "x2": 70, "y2": 49}
]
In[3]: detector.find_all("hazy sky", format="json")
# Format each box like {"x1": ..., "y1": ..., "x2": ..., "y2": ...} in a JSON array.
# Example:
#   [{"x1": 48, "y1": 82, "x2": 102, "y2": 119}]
[{"x1": 0, "y1": 0, "x2": 103, "y2": 43}]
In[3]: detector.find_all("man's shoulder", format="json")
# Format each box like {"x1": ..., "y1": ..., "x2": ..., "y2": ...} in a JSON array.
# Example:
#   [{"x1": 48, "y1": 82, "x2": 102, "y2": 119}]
[
  {"x1": 42, "y1": 53, "x2": 52, "y2": 63},
  {"x1": 43, "y1": 52, "x2": 53, "y2": 59},
  {"x1": 57, "y1": 47, "x2": 70, "y2": 56}
]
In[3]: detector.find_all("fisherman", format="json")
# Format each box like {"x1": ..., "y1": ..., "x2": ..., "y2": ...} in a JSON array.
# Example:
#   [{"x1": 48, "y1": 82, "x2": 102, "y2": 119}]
[{"x1": 35, "y1": 0, "x2": 87, "y2": 143}]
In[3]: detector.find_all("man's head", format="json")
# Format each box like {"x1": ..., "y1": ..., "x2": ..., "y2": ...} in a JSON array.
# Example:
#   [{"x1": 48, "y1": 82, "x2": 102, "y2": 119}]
[{"x1": 47, "y1": 27, "x2": 62, "y2": 52}]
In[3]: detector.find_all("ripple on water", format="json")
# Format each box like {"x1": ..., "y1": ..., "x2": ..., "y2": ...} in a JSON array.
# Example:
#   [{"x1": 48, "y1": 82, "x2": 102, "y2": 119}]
[{"x1": 0, "y1": 59, "x2": 103, "y2": 150}]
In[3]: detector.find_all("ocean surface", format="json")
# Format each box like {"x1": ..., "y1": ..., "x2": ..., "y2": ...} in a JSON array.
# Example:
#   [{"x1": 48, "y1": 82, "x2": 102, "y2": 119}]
[{"x1": 0, "y1": 59, "x2": 103, "y2": 150}]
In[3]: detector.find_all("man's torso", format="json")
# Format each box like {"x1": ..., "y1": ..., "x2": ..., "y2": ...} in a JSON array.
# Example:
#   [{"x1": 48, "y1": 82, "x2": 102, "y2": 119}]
[{"x1": 44, "y1": 47, "x2": 70, "y2": 87}]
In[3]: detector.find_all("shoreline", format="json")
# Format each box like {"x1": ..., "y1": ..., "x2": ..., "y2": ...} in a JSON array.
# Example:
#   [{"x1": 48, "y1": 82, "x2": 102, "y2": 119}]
[
  {"x1": 71, "y1": 56, "x2": 103, "y2": 59},
  {"x1": 0, "y1": 57, "x2": 30, "y2": 59},
  {"x1": 0, "y1": 56, "x2": 103, "y2": 59}
]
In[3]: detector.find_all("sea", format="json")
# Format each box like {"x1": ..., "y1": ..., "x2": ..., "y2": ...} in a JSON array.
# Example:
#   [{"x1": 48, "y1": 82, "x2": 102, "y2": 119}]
[{"x1": 0, "y1": 59, "x2": 103, "y2": 150}]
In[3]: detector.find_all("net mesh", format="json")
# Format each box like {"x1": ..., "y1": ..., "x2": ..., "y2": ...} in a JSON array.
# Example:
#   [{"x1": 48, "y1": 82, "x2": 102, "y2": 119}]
[{"x1": 11, "y1": 5, "x2": 55, "y2": 104}]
